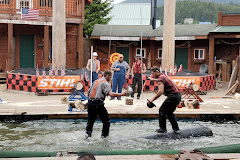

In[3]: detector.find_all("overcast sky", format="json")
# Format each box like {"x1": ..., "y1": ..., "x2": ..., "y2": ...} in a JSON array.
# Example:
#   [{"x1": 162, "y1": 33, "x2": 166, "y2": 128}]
[
  {"x1": 111, "y1": 0, "x2": 126, "y2": 4},
  {"x1": 102, "y1": 0, "x2": 126, "y2": 4}
]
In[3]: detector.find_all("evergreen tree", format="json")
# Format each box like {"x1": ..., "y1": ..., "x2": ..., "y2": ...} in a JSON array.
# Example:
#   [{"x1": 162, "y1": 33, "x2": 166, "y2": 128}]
[{"x1": 84, "y1": 0, "x2": 113, "y2": 37}]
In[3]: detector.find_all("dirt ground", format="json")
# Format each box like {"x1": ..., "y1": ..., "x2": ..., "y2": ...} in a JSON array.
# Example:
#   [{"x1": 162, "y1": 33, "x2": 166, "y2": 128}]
[{"x1": 0, "y1": 81, "x2": 239, "y2": 115}]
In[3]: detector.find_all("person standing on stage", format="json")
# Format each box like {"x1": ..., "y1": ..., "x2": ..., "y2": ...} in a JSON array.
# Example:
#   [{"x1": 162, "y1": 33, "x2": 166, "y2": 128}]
[
  {"x1": 110, "y1": 54, "x2": 130, "y2": 100},
  {"x1": 86, "y1": 52, "x2": 100, "y2": 83},
  {"x1": 148, "y1": 66, "x2": 181, "y2": 134},
  {"x1": 131, "y1": 56, "x2": 146, "y2": 99},
  {"x1": 86, "y1": 70, "x2": 128, "y2": 138}
]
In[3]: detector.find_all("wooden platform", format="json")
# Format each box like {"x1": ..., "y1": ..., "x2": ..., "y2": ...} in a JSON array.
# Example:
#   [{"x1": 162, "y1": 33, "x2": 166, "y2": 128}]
[{"x1": 2, "y1": 153, "x2": 240, "y2": 160}]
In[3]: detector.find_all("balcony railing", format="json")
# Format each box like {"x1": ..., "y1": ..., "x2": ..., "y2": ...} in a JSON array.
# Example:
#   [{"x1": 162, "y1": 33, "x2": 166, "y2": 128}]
[{"x1": 0, "y1": 0, "x2": 82, "y2": 18}]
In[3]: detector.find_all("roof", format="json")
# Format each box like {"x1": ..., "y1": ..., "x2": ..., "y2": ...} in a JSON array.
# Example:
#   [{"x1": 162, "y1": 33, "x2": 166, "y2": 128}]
[
  {"x1": 151, "y1": 24, "x2": 217, "y2": 37},
  {"x1": 91, "y1": 24, "x2": 153, "y2": 37},
  {"x1": 210, "y1": 26, "x2": 240, "y2": 32},
  {"x1": 107, "y1": 3, "x2": 151, "y2": 25},
  {"x1": 91, "y1": 24, "x2": 218, "y2": 40}
]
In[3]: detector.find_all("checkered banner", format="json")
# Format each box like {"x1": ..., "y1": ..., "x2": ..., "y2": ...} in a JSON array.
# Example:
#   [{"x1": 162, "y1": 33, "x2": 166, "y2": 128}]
[
  {"x1": 7, "y1": 73, "x2": 215, "y2": 93},
  {"x1": 125, "y1": 75, "x2": 215, "y2": 92},
  {"x1": 7, "y1": 73, "x2": 90, "y2": 93},
  {"x1": 7, "y1": 74, "x2": 37, "y2": 92}
]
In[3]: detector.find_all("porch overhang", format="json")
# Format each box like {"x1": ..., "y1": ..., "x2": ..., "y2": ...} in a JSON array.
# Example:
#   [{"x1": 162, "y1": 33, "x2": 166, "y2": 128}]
[
  {"x1": 0, "y1": 19, "x2": 53, "y2": 26},
  {"x1": 0, "y1": 14, "x2": 82, "y2": 25},
  {"x1": 100, "y1": 36, "x2": 140, "y2": 41},
  {"x1": 154, "y1": 36, "x2": 195, "y2": 41}
]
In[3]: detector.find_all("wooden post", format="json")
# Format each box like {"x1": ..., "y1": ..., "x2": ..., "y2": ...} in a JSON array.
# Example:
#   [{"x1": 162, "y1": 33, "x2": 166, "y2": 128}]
[
  {"x1": 77, "y1": 0, "x2": 85, "y2": 68},
  {"x1": 46, "y1": 0, "x2": 49, "y2": 21},
  {"x1": 78, "y1": 23, "x2": 84, "y2": 68},
  {"x1": 81, "y1": 0, "x2": 85, "y2": 23},
  {"x1": 44, "y1": 25, "x2": 49, "y2": 67},
  {"x1": 162, "y1": 0, "x2": 176, "y2": 70},
  {"x1": 150, "y1": 41, "x2": 155, "y2": 68},
  {"x1": 218, "y1": 11, "x2": 223, "y2": 26},
  {"x1": 8, "y1": 23, "x2": 13, "y2": 71},
  {"x1": 209, "y1": 35, "x2": 215, "y2": 74},
  {"x1": 9, "y1": 0, "x2": 13, "y2": 19},
  {"x1": 187, "y1": 44, "x2": 191, "y2": 70},
  {"x1": 15, "y1": 35, "x2": 20, "y2": 69},
  {"x1": 52, "y1": 0, "x2": 66, "y2": 69},
  {"x1": 129, "y1": 44, "x2": 133, "y2": 67}
]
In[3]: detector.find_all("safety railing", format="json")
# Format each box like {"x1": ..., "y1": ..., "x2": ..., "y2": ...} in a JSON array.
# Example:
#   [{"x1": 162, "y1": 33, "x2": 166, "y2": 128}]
[{"x1": 0, "y1": 0, "x2": 82, "y2": 18}]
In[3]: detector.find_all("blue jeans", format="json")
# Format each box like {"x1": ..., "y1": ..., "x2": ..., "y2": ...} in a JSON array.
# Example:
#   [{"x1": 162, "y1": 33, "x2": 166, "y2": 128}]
[
  {"x1": 111, "y1": 74, "x2": 125, "y2": 99},
  {"x1": 89, "y1": 72, "x2": 99, "y2": 83}
]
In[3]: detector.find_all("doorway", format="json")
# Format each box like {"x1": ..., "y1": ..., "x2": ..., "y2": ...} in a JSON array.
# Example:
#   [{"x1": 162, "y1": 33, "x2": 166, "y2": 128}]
[
  {"x1": 116, "y1": 47, "x2": 129, "y2": 63},
  {"x1": 20, "y1": 35, "x2": 35, "y2": 68}
]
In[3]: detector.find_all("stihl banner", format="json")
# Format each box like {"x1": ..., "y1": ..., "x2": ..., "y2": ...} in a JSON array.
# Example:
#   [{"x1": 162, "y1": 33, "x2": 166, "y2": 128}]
[
  {"x1": 170, "y1": 76, "x2": 200, "y2": 89},
  {"x1": 37, "y1": 76, "x2": 80, "y2": 89}
]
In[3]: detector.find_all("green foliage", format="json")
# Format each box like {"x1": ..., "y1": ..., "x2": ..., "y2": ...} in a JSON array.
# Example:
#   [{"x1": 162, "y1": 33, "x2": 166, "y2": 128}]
[
  {"x1": 157, "y1": 0, "x2": 240, "y2": 24},
  {"x1": 84, "y1": 0, "x2": 113, "y2": 37}
]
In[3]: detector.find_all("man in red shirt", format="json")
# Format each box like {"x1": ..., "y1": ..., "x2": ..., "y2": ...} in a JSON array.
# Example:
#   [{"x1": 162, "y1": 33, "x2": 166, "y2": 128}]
[
  {"x1": 148, "y1": 66, "x2": 181, "y2": 134},
  {"x1": 131, "y1": 56, "x2": 146, "y2": 99}
]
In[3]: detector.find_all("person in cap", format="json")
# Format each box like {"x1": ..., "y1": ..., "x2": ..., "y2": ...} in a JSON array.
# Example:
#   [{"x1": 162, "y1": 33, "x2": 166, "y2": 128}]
[
  {"x1": 147, "y1": 66, "x2": 181, "y2": 134},
  {"x1": 110, "y1": 54, "x2": 130, "y2": 100},
  {"x1": 86, "y1": 52, "x2": 100, "y2": 83},
  {"x1": 86, "y1": 70, "x2": 128, "y2": 138},
  {"x1": 131, "y1": 56, "x2": 146, "y2": 99}
]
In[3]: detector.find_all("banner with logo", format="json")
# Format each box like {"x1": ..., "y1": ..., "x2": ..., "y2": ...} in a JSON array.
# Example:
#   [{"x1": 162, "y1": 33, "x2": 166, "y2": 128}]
[
  {"x1": 37, "y1": 76, "x2": 80, "y2": 89},
  {"x1": 170, "y1": 76, "x2": 200, "y2": 89}
]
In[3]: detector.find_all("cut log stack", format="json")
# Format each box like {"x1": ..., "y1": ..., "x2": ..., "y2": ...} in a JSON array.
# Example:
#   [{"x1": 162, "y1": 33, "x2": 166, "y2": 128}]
[{"x1": 226, "y1": 56, "x2": 240, "y2": 95}]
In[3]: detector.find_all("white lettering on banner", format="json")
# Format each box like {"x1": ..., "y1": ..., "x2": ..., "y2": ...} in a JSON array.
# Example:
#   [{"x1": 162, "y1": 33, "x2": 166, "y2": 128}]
[
  {"x1": 49, "y1": 79, "x2": 57, "y2": 87},
  {"x1": 39, "y1": 79, "x2": 49, "y2": 87},
  {"x1": 60, "y1": 79, "x2": 71, "y2": 87},
  {"x1": 37, "y1": 76, "x2": 80, "y2": 89},
  {"x1": 172, "y1": 79, "x2": 196, "y2": 88},
  {"x1": 55, "y1": 79, "x2": 61, "y2": 87},
  {"x1": 178, "y1": 79, "x2": 183, "y2": 87},
  {"x1": 70, "y1": 79, "x2": 75, "y2": 87},
  {"x1": 181, "y1": 79, "x2": 192, "y2": 87}
]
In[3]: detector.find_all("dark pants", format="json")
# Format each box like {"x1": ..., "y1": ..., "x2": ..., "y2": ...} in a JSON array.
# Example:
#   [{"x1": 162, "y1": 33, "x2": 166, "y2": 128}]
[
  {"x1": 86, "y1": 100, "x2": 110, "y2": 137},
  {"x1": 89, "y1": 72, "x2": 99, "y2": 83},
  {"x1": 92, "y1": 72, "x2": 98, "y2": 83},
  {"x1": 159, "y1": 93, "x2": 181, "y2": 131},
  {"x1": 131, "y1": 74, "x2": 142, "y2": 97}
]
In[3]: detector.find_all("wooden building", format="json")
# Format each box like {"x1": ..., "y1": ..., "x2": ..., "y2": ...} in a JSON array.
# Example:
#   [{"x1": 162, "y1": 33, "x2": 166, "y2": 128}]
[
  {"x1": 0, "y1": 0, "x2": 91, "y2": 72},
  {"x1": 91, "y1": 24, "x2": 216, "y2": 72},
  {"x1": 208, "y1": 12, "x2": 240, "y2": 81},
  {"x1": 91, "y1": 12, "x2": 240, "y2": 82}
]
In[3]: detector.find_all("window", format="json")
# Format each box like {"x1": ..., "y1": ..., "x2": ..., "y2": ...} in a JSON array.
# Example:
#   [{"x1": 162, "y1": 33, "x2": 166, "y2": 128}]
[
  {"x1": 136, "y1": 48, "x2": 146, "y2": 58},
  {"x1": 194, "y1": 49, "x2": 205, "y2": 59},
  {"x1": 20, "y1": 0, "x2": 29, "y2": 8},
  {"x1": 158, "y1": 49, "x2": 162, "y2": 59},
  {"x1": 39, "y1": 0, "x2": 52, "y2": 7},
  {"x1": 16, "y1": 0, "x2": 32, "y2": 9},
  {"x1": 0, "y1": 0, "x2": 10, "y2": 4}
]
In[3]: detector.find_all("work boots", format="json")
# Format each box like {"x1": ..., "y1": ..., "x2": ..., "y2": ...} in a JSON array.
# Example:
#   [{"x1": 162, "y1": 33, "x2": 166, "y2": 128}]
[{"x1": 155, "y1": 128, "x2": 167, "y2": 133}]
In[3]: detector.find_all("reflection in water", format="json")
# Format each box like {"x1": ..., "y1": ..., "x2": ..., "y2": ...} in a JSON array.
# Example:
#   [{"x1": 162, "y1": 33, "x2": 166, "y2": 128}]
[{"x1": 0, "y1": 119, "x2": 239, "y2": 152}]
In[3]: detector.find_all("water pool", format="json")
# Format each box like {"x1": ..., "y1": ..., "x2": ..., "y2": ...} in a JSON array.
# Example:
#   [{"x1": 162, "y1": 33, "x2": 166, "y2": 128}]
[{"x1": 0, "y1": 119, "x2": 239, "y2": 152}]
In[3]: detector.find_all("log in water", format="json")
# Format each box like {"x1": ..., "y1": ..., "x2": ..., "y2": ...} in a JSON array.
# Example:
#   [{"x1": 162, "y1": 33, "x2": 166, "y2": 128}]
[{"x1": 143, "y1": 126, "x2": 213, "y2": 139}]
